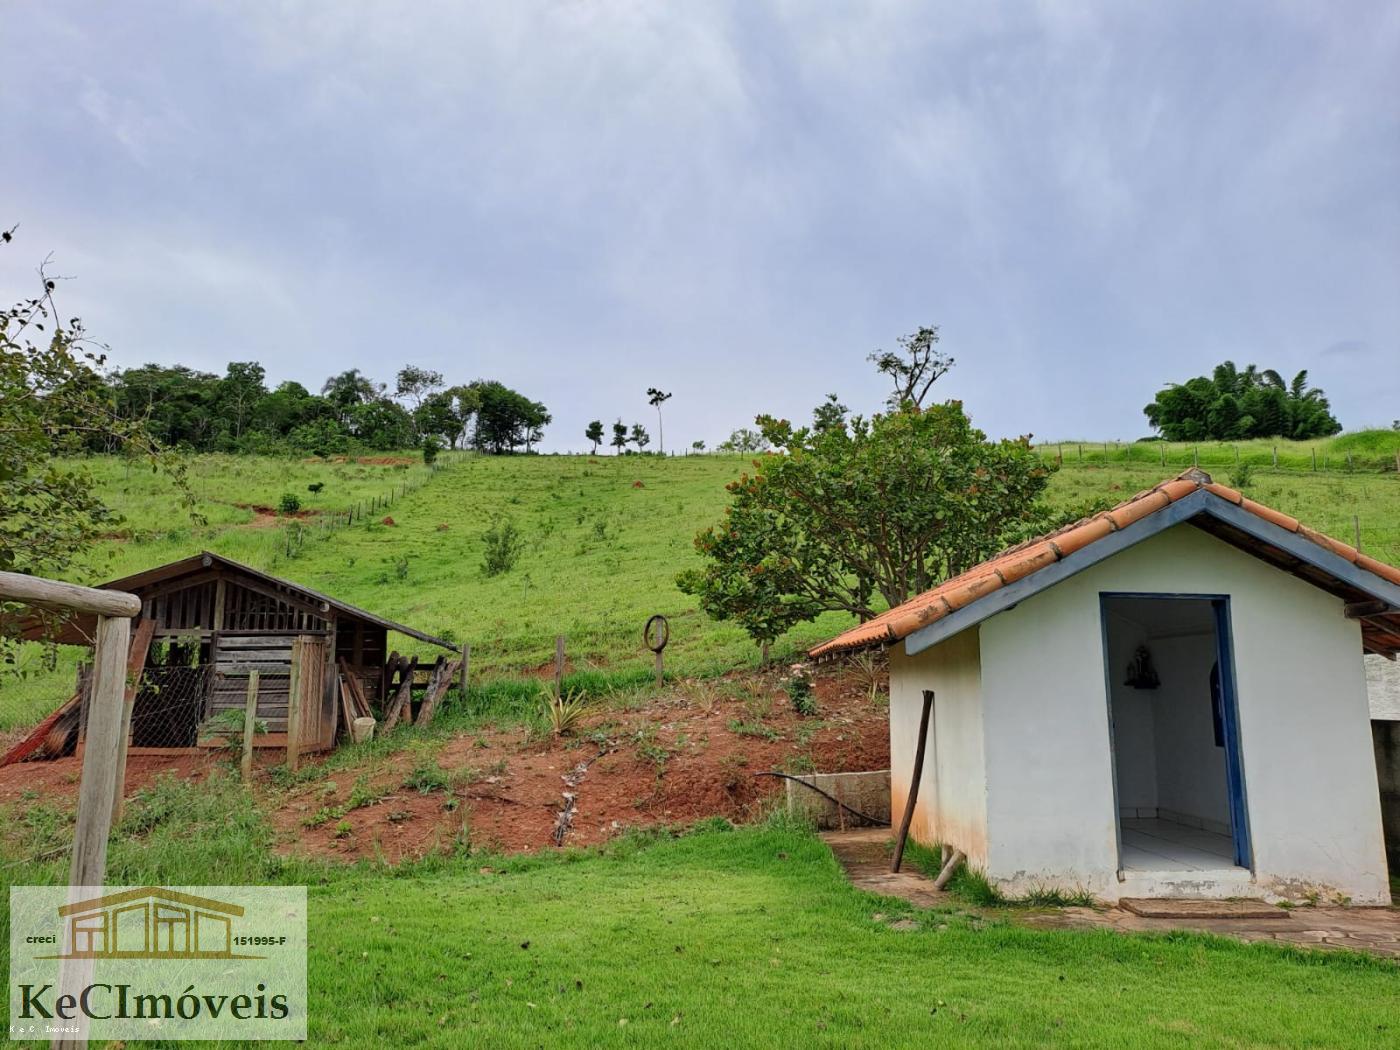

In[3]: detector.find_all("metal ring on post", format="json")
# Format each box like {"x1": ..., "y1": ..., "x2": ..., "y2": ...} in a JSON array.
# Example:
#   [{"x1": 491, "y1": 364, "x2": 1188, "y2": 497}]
[{"x1": 643, "y1": 614, "x2": 670, "y2": 653}]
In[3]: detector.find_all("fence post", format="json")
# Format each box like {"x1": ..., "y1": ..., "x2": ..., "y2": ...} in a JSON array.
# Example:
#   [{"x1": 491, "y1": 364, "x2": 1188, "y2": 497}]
[
  {"x1": 111, "y1": 619, "x2": 155, "y2": 825},
  {"x1": 459, "y1": 643, "x2": 470, "y2": 697},
  {"x1": 287, "y1": 638, "x2": 303, "y2": 772},
  {"x1": 71, "y1": 614, "x2": 131, "y2": 887},
  {"x1": 1272, "y1": 446, "x2": 1278, "y2": 467},
  {"x1": 1312, "y1": 448, "x2": 1317, "y2": 471},
  {"x1": 242, "y1": 670, "x2": 260, "y2": 781},
  {"x1": 1354, "y1": 515, "x2": 1362, "y2": 553},
  {"x1": 554, "y1": 635, "x2": 566, "y2": 697}
]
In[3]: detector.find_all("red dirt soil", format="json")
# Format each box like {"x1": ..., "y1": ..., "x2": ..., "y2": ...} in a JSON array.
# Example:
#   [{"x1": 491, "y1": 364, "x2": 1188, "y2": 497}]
[{"x1": 0, "y1": 668, "x2": 890, "y2": 864}]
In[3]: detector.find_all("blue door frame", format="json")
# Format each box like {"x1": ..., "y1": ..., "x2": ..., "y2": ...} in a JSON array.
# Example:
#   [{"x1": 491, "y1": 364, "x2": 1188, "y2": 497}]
[
  {"x1": 1211, "y1": 598, "x2": 1252, "y2": 868},
  {"x1": 1100, "y1": 593, "x2": 1252, "y2": 871}
]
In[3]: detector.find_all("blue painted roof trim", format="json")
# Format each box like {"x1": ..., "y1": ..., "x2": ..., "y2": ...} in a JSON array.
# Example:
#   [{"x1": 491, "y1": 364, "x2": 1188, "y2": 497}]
[{"x1": 903, "y1": 488, "x2": 1400, "y2": 658}]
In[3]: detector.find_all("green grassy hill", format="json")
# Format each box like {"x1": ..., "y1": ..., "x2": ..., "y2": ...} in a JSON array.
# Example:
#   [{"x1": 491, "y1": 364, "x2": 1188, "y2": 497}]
[{"x1": 5, "y1": 438, "x2": 1399, "y2": 728}]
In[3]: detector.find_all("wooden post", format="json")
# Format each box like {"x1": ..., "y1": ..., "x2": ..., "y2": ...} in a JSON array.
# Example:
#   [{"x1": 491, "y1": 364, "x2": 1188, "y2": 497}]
[
  {"x1": 287, "y1": 637, "x2": 303, "y2": 772},
  {"x1": 1272, "y1": 446, "x2": 1278, "y2": 467},
  {"x1": 241, "y1": 670, "x2": 260, "y2": 781},
  {"x1": 1354, "y1": 515, "x2": 1362, "y2": 552},
  {"x1": 72, "y1": 615, "x2": 131, "y2": 886},
  {"x1": 554, "y1": 634, "x2": 566, "y2": 697},
  {"x1": 891, "y1": 689, "x2": 934, "y2": 874},
  {"x1": 654, "y1": 648, "x2": 664, "y2": 689},
  {"x1": 111, "y1": 619, "x2": 155, "y2": 825},
  {"x1": 1312, "y1": 447, "x2": 1317, "y2": 471},
  {"x1": 459, "y1": 643, "x2": 470, "y2": 697}
]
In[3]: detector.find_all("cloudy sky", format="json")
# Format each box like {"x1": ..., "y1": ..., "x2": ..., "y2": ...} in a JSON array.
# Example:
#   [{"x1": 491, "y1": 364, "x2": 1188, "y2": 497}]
[{"x1": 3, "y1": 2, "x2": 1397, "y2": 450}]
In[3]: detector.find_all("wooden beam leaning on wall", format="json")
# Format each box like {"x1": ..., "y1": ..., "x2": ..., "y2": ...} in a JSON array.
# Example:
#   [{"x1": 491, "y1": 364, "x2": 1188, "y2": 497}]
[{"x1": 110, "y1": 619, "x2": 156, "y2": 824}]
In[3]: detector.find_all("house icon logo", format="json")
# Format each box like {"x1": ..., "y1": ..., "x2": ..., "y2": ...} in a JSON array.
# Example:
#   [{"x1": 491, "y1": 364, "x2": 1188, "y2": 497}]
[{"x1": 40, "y1": 886, "x2": 260, "y2": 961}]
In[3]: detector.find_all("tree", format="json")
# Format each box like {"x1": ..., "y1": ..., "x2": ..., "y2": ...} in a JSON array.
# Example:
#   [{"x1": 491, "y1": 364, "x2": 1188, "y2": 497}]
[
  {"x1": 868, "y1": 326, "x2": 953, "y2": 409},
  {"x1": 217, "y1": 361, "x2": 267, "y2": 441},
  {"x1": 717, "y1": 427, "x2": 770, "y2": 453},
  {"x1": 321, "y1": 369, "x2": 382, "y2": 416},
  {"x1": 1144, "y1": 361, "x2": 1342, "y2": 440},
  {"x1": 630, "y1": 422, "x2": 650, "y2": 451},
  {"x1": 646, "y1": 388, "x2": 672, "y2": 453},
  {"x1": 678, "y1": 400, "x2": 1057, "y2": 651},
  {"x1": 812, "y1": 393, "x2": 848, "y2": 434},
  {"x1": 471, "y1": 380, "x2": 550, "y2": 454},
  {"x1": 585, "y1": 420, "x2": 604, "y2": 454},
  {"x1": 395, "y1": 365, "x2": 444, "y2": 410},
  {"x1": 610, "y1": 419, "x2": 628, "y2": 454},
  {"x1": 691, "y1": 439, "x2": 706, "y2": 453}
]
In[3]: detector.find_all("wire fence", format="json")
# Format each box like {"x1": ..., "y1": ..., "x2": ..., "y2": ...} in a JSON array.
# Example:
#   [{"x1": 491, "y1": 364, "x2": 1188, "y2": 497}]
[{"x1": 1039, "y1": 440, "x2": 1400, "y2": 476}]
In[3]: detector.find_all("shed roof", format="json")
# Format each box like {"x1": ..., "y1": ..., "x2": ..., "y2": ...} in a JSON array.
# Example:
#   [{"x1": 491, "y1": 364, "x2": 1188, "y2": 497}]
[
  {"x1": 810, "y1": 468, "x2": 1400, "y2": 661},
  {"x1": 8, "y1": 551, "x2": 458, "y2": 651}
]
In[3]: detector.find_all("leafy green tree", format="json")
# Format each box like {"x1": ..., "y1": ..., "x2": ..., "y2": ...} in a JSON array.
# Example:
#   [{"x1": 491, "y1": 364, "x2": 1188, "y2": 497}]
[
  {"x1": 217, "y1": 361, "x2": 268, "y2": 442},
  {"x1": 1144, "y1": 361, "x2": 1342, "y2": 440},
  {"x1": 585, "y1": 420, "x2": 604, "y2": 454},
  {"x1": 321, "y1": 368, "x2": 382, "y2": 415},
  {"x1": 630, "y1": 422, "x2": 650, "y2": 451},
  {"x1": 678, "y1": 401, "x2": 1056, "y2": 650},
  {"x1": 610, "y1": 419, "x2": 628, "y2": 454},
  {"x1": 471, "y1": 380, "x2": 550, "y2": 454},
  {"x1": 812, "y1": 393, "x2": 848, "y2": 433},
  {"x1": 717, "y1": 427, "x2": 770, "y2": 453}
]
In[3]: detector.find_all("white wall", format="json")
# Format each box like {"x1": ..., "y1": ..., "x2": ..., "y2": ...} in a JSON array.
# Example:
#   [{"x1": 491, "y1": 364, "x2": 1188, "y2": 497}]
[
  {"x1": 888, "y1": 627, "x2": 988, "y2": 869},
  {"x1": 1368, "y1": 654, "x2": 1400, "y2": 721},
  {"x1": 971, "y1": 524, "x2": 1389, "y2": 904}
]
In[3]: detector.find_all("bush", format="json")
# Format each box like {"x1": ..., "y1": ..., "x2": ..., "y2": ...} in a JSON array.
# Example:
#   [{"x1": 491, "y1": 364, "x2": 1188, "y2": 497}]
[
  {"x1": 422, "y1": 437, "x2": 441, "y2": 465},
  {"x1": 278, "y1": 492, "x2": 301, "y2": 515},
  {"x1": 481, "y1": 515, "x2": 526, "y2": 577},
  {"x1": 1227, "y1": 463, "x2": 1254, "y2": 490},
  {"x1": 785, "y1": 666, "x2": 817, "y2": 716}
]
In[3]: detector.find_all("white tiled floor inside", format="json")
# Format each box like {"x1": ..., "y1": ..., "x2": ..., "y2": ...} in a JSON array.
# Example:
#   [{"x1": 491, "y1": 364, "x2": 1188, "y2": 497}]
[{"x1": 1120, "y1": 817, "x2": 1238, "y2": 872}]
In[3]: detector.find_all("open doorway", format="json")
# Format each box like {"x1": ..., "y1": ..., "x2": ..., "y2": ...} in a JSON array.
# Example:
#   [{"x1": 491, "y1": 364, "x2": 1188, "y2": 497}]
[{"x1": 1102, "y1": 595, "x2": 1250, "y2": 873}]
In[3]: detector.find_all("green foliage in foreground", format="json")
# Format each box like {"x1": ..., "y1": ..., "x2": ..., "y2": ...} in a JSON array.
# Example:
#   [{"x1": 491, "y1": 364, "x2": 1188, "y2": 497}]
[{"x1": 1, "y1": 776, "x2": 1395, "y2": 1049}]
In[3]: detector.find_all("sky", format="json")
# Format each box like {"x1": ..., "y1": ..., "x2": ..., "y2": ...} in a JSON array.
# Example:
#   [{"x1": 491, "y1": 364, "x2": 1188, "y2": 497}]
[{"x1": 2, "y1": 1, "x2": 1397, "y2": 451}]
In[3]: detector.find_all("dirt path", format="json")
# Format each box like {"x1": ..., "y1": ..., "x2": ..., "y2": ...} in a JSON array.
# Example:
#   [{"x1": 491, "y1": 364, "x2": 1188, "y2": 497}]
[{"x1": 822, "y1": 829, "x2": 1400, "y2": 960}]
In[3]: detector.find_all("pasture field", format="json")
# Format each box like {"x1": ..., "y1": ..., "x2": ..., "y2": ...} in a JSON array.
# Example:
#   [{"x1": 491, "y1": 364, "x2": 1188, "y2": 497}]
[
  {"x1": 4, "y1": 436, "x2": 1399, "y2": 730},
  {"x1": 1, "y1": 776, "x2": 1396, "y2": 1049}
]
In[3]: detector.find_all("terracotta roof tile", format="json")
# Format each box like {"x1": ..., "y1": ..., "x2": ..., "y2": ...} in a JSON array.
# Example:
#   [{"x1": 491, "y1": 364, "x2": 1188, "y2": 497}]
[{"x1": 809, "y1": 467, "x2": 1400, "y2": 659}]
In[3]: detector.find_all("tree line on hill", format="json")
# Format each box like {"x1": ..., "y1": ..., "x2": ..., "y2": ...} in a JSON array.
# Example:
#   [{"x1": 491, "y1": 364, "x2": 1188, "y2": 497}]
[{"x1": 97, "y1": 362, "x2": 549, "y2": 457}]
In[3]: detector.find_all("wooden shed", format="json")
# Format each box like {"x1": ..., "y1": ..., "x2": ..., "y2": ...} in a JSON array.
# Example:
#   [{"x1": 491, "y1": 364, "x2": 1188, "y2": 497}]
[{"x1": 4, "y1": 552, "x2": 460, "y2": 762}]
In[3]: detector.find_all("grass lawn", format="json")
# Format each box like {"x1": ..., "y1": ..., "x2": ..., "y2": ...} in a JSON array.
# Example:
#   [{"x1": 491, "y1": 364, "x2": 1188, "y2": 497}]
[
  {"x1": 1, "y1": 776, "x2": 1395, "y2": 1049},
  {"x1": 5, "y1": 439, "x2": 1399, "y2": 730}
]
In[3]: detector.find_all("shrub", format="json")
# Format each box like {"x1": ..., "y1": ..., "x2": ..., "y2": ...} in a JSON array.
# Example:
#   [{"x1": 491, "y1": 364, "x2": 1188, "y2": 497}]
[
  {"x1": 1228, "y1": 463, "x2": 1254, "y2": 490},
  {"x1": 785, "y1": 665, "x2": 817, "y2": 716},
  {"x1": 542, "y1": 686, "x2": 589, "y2": 737},
  {"x1": 307, "y1": 482, "x2": 325, "y2": 495},
  {"x1": 422, "y1": 437, "x2": 441, "y2": 465},
  {"x1": 481, "y1": 515, "x2": 526, "y2": 577},
  {"x1": 278, "y1": 492, "x2": 301, "y2": 515}
]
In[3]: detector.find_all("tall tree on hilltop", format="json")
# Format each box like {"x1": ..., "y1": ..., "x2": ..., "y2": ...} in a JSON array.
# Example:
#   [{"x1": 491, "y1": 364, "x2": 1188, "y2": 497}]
[
  {"x1": 585, "y1": 420, "x2": 604, "y2": 454},
  {"x1": 630, "y1": 422, "x2": 650, "y2": 451},
  {"x1": 610, "y1": 419, "x2": 628, "y2": 454},
  {"x1": 647, "y1": 388, "x2": 672, "y2": 454}
]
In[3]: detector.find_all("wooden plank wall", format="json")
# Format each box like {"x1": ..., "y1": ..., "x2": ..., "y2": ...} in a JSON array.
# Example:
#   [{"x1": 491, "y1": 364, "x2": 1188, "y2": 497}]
[{"x1": 210, "y1": 634, "x2": 296, "y2": 733}]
